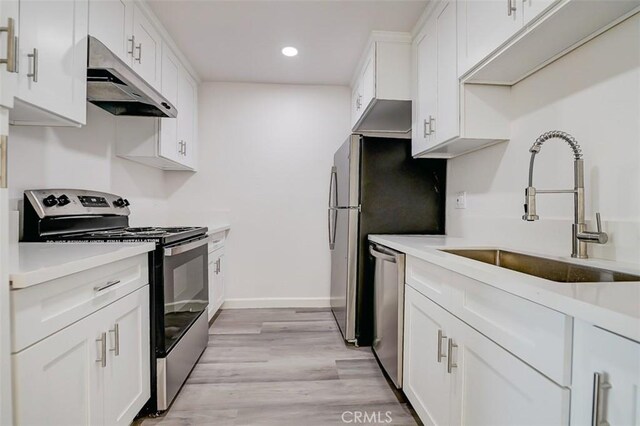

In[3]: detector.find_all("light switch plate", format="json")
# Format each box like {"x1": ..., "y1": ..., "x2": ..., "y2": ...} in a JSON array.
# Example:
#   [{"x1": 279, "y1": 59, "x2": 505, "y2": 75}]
[{"x1": 455, "y1": 191, "x2": 467, "y2": 209}]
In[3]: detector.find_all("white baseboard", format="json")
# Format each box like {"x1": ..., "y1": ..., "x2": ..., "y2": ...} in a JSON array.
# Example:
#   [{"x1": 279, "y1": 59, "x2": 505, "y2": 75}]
[{"x1": 221, "y1": 297, "x2": 331, "y2": 309}]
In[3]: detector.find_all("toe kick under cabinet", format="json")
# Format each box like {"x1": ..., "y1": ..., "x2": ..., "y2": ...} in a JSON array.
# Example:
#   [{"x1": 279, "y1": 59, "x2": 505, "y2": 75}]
[
  {"x1": 10, "y1": 254, "x2": 150, "y2": 426},
  {"x1": 403, "y1": 256, "x2": 572, "y2": 426}
]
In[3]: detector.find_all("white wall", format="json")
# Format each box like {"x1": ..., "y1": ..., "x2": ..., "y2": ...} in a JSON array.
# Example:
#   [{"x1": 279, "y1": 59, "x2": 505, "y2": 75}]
[
  {"x1": 164, "y1": 82, "x2": 350, "y2": 307},
  {"x1": 446, "y1": 14, "x2": 640, "y2": 264},
  {"x1": 8, "y1": 104, "x2": 170, "y2": 226}
]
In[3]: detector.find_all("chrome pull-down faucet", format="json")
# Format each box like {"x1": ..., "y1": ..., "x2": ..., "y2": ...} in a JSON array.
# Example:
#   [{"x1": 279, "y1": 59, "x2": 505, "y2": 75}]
[{"x1": 522, "y1": 130, "x2": 608, "y2": 259}]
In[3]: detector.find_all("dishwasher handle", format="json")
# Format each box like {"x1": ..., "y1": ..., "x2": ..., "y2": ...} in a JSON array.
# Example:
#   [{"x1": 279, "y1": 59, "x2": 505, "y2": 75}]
[{"x1": 369, "y1": 245, "x2": 397, "y2": 263}]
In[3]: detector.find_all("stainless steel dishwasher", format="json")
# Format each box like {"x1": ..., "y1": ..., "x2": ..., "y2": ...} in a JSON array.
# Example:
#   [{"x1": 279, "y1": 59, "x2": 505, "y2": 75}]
[{"x1": 369, "y1": 243, "x2": 405, "y2": 388}]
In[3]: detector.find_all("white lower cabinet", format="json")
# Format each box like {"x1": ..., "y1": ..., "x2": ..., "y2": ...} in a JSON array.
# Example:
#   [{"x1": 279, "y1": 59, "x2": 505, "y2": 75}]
[
  {"x1": 570, "y1": 321, "x2": 640, "y2": 426},
  {"x1": 208, "y1": 245, "x2": 226, "y2": 321},
  {"x1": 404, "y1": 285, "x2": 570, "y2": 426},
  {"x1": 12, "y1": 285, "x2": 150, "y2": 426}
]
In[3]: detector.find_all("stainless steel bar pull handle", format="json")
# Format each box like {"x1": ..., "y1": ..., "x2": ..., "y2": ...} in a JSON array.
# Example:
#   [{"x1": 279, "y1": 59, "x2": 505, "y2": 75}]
[
  {"x1": 128, "y1": 35, "x2": 135, "y2": 56},
  {"x1": 109, "y1": 324, "x2": 120, "y2": 356},
  {"x1": 437, "y1": 329, "x2": 447, "y2": 363},
  {"x1": 96, "y1": 332, "x2": 107, "y2": 368},
  {"x1": 135, "y1": 43, "x2": 142, "y2": 62},
  {"x1": 94, "y1": 279, "x2": 121, "y2": 292},
  {"x1": 27, "y1": 48, "x2": 38, "y2": 82},
  {"x1": 0, "y1": 17, "x2": 16, "y2": 72},
  {"x1": 447, "y1": 338, "x2": 458, "y2": 373},
  {"x1": 507, "y1": 0, "x2": 516, "y2": 16},
  {"x1": 591, "y1": 372, "x2": 611, "y2": 426}
]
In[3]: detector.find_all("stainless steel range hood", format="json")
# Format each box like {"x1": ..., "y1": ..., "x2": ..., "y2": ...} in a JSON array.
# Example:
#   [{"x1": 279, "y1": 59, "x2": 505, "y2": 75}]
[{"x1": 87, "y1": 36, "x2": 177, "y2": 118}]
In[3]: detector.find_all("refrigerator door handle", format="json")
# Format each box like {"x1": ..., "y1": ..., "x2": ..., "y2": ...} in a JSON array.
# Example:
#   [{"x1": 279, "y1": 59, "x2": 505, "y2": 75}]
[
  {"x1": 328, "y1": 166, "x2": 338, "y2": 209},
  {"x1": 328, "y1": 208, "x2": 337, "y2": 250}
]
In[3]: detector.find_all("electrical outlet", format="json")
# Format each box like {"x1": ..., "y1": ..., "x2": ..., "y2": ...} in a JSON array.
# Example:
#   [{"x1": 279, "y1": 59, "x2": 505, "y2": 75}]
[{"x1": 455, "y1": 192, "x2": 467, "y2": 209}]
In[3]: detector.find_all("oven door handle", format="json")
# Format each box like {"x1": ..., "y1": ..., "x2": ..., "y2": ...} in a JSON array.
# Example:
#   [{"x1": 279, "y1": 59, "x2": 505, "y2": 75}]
[{"x1": 164, "y1": 235, "x2": 212, "y2": 256}]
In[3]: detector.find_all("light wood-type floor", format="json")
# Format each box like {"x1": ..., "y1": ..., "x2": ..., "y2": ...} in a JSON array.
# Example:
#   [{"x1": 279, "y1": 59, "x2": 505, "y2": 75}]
[{"x1": 138, "y1": 308, "x2": 420, "y2": 425}]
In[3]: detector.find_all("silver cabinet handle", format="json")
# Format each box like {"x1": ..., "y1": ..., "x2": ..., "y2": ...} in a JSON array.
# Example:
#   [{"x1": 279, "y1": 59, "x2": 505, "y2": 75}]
[
  {"x1": 508, "y1": 0, "x2": 516, "y2": 16},
  {"x1": 27, "y1": 48, "x2": 38, "y2": 82},
  {"x1": 0, "y1": 17, "x2": 16, "y2": 72},
  {"x1": 127, "y1": 35, "x2": 135, "y2": 57},
  {"x1": 94, "y1": 279, "x2": 121, "y2": 292},
  {"x1": 447, "y1": 338, "x2": 458, "y2": 373},
  {"x1": 109, "y1": 323, "x2": 120, "y2": 356},
  {"x1": 591, "y1": 372, "x2": 611, "y2": 426},
  {"x1": 134, "y1": 43, "x2": 142, "y2": 62},
  {"x1": 437, "y1": 329, "x2": 447, "y2": 363},
  {"x1": 0, "y1": 135, "x2": 7, "y2": 189},
  {"x1": 96, "y1": 332, "x2": 107, "y2": 368},
  {"x1": 216, "y1": 258, "x2": 221, "y2": 274},
  {"x1": 183, "y1": 140, "x2": 187, "y2": 156}
]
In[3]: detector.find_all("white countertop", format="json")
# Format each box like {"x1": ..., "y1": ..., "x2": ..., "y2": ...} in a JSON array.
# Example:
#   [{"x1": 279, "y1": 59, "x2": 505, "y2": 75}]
[
  {"x1": 9, "y1": 242, "x2": 156, "y2": 289},
  {"x1": 207, "y1": 224, "x2": 231, "y2": 236},
  {"x1": 369, "y1": 235, "x2": 640, "y2": 342}
]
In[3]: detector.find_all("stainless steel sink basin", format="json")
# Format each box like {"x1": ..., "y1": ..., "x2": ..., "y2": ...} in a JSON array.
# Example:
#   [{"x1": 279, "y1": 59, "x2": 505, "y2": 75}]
[{"x1": 441, "y1": 249, "x2": 640, "y2": 283}]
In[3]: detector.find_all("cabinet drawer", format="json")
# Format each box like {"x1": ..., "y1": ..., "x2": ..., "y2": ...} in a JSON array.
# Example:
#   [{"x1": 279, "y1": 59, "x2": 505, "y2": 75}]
[
  {"x1": 406, "y1": 256, "x2": 454, "y2": 308},
  {"x1": 406, "y1": 255, "x2": 572, "y2": 385},
  {"x1": 11, "y1": 254, "x2": 148, "y2": 353}
]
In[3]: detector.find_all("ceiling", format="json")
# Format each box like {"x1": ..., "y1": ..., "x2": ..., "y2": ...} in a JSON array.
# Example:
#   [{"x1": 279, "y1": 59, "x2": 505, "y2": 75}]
[{"x1": 148, "y1": 0, "x2": 427, "y2": 85}]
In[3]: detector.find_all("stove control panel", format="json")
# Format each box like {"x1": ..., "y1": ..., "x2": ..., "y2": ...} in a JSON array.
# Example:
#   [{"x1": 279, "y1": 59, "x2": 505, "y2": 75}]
[{"x1": 24, "y1": 189, "x2": 131, "y2": 218}]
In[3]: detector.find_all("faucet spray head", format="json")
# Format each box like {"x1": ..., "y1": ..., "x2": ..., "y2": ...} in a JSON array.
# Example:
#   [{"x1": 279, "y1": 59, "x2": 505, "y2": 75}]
[{"x1": 522, "y1": 187, "x2": 539, "y2": 221}]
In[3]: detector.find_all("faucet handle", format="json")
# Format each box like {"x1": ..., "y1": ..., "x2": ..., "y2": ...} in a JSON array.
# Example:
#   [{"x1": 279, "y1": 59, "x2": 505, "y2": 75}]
[{"x1": 596, "y1": 212, "x2": 603, "y2": 233}]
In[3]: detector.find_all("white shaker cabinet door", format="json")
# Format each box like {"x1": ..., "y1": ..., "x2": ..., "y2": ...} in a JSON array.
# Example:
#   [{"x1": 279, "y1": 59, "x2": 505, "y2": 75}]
[
  {"x1": 159, "y1": 45, "x2": 181, "y2": 164},
  {"x1": 457, "y1": 0, "x2": 522, "y2": 76},
  {"x1": 88, "y1": 0, "x2": 133, "y2": 64},
  {"x1": 16, "y1": 0, "x2": 88, "y2": 125},
  {"x1": 103, "y1": 286, "x2": 150, "y2": 426},
  {"x1": 12, "y1": 307, "x2": 104, "y2": 426},
  {"x1": 413, "y1": 22, "x2": 437, "y2": 156},
  {"x1": 0, "y1": 0, "x2": 18, "y2": 109},
  {"x1": 131, "y1": 5, "x2": 162, "y2": 91},
  {"x1": 435, "y1": 0, "x2": 459, "y2": 145},
  {"x1": 403, "y1": 286, "x2": 452, "y2": 426},
  {"x1": 449, "y1": 309, "x2": 570, "y2": 426},
  {"x1": 571, "y1": 322, "x2": 640, "y2": 426}
]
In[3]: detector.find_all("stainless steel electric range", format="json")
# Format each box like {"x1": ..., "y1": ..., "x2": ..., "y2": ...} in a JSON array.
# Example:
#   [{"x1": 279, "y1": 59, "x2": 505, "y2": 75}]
[{"x1": 22, "y1": 189, "x2": 210, "y2": 413}]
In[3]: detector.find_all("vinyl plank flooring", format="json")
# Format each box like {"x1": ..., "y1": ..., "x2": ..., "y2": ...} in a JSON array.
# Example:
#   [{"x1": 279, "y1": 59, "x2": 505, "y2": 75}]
[{"x1": 138, "y1": 308, "x2": 420, "y2": 426}]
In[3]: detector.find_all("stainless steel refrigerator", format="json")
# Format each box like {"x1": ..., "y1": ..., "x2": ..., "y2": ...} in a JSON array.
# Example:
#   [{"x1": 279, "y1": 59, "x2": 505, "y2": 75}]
[{"x1": 329, "y1": 134, "x2": 446, "y2": 346}]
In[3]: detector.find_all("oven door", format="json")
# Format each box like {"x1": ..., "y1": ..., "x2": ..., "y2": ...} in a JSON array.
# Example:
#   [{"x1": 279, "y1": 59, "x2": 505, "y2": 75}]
[{"x1": 162, "y1": 236, "x2": 209, "y2": 354}]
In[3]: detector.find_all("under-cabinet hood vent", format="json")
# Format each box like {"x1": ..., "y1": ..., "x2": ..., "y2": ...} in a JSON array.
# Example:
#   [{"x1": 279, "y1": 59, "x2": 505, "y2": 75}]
[{"x1": 87, "y1": 36, "x2": 177, "y2": 118}]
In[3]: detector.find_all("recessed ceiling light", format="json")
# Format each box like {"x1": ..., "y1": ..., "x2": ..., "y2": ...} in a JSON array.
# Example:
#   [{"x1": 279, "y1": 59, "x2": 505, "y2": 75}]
[{"x1": 281, "y1": 46, "x2": 298, "y2": 57}]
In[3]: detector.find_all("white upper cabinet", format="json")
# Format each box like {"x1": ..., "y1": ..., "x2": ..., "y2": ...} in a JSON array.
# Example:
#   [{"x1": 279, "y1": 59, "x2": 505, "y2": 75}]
[
  {"x1": 461, "y1": 0, "x2": 639, "y2": 84},
  {"x1": 10, "y1": 0, "x2": 88, "y2": 126},
  {"x1": 159, "y1": 45, "x2": 181, "y2": 164},
  {"x1": 116, "y1": 43, "x2": 198, "y2": 171},
  {"x1": 0, "y1": 0, "x2": 19, "y2": 109},
  {"x1": 131, "y1": 4, "x2": 162, "y2": 91},
  {"x1": 457, "y1": 0, "x2": 523, "y2": 77},
  {"x1": 88, "y1": 0, "x2": 132, "y2": 64},
  {"x1": 571, "y1": 321, "x2": 640, "y2": 426},
  {"x1": 412, "y1": 0, "x2": 511, "y2": 158},
  {"x1": 177, "y1": 69, "x2": 197, "y2": 169},
  {"x1": 351, "y1": 33, "x2": 412, "y2": 133}
]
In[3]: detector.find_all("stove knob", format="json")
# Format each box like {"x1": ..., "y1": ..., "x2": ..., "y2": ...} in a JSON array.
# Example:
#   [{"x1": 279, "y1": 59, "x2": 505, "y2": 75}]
[
  {"x1": 43, "y1": 195, "x2": 58, "y2": 207},
  {"x1": 123, "y1": 198, "x2": 130, "y2": 207},
  {"x1": 57, "y1": 194, "x2": 71, "y2": 206},
  {"x1": 114, "y1": 198, "x2": 126, "y2": 207}
]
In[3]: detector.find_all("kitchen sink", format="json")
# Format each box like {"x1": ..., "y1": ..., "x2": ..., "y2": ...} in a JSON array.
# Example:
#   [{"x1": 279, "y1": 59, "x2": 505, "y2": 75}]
[{"x1": 441, "y1": 249, "x2": 640, "y2": 283}]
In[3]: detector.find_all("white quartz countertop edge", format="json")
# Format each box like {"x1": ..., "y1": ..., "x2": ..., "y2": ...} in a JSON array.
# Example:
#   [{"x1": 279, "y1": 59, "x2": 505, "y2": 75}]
[
  {"x1": 369, "y1": 235, "x2": 640, "y2": 343},
  {"x1": 10, "y1": 242, "x2": 156, "y2": 289},
  {"x1": 207, "y1": 224, "x2": 231, "y2": 236}
]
